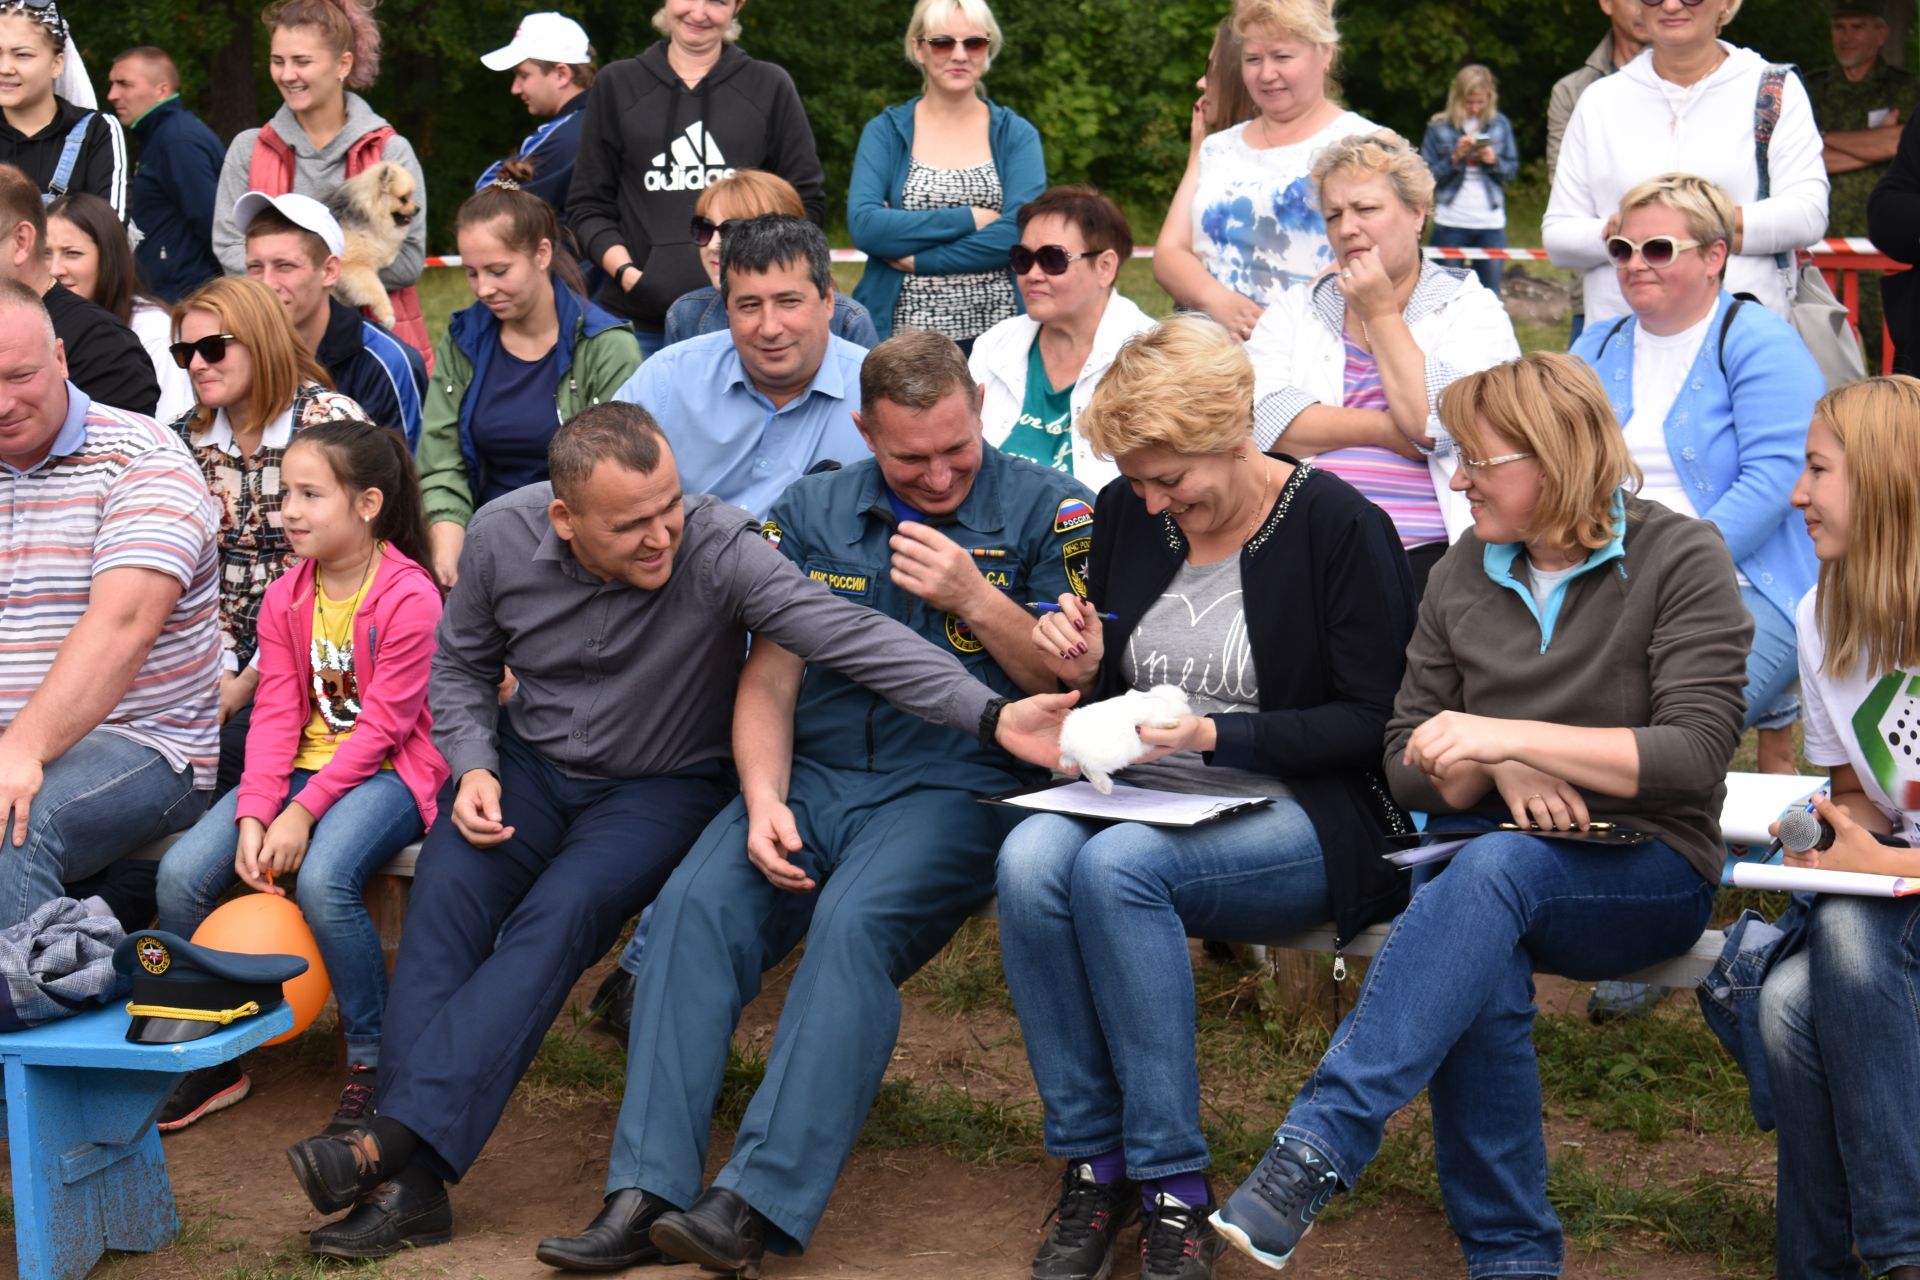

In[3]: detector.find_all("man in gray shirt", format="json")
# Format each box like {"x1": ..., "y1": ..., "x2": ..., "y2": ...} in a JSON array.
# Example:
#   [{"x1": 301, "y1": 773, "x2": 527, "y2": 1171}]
[{"x1": 281, "y1": 402, "x2": 1074, "y2": 1260}]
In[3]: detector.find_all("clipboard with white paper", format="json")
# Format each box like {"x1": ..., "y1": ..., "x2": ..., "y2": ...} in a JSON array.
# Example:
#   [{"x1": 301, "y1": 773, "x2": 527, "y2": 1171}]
[{"x1": 981, "y1": 781, "x2": 1273, "y2": 828}]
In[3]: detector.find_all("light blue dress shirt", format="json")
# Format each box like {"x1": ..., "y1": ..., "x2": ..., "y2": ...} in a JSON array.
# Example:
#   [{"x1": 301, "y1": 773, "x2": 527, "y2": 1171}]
[{"x1": 612, "y1": 329, "x2": 869, "y2": 518}]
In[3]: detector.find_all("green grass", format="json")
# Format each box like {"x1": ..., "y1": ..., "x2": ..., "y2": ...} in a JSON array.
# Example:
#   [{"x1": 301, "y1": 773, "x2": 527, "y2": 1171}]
[{"x1": 1549, "y1": 1152, "x2": 1778, "y2": 1274}]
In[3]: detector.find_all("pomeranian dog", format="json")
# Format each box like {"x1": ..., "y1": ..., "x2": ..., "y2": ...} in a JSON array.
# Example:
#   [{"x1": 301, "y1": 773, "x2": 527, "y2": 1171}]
[
  {"x1": 1059, "y1": 685, "x2": 1192, "y2": 794},
  {"x1": 326, "y1": 161, "x2": 417, "y2": 328}
]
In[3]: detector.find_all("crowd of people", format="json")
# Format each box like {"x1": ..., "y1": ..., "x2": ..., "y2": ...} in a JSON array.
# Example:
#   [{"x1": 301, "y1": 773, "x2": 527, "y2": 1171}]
[{"x1": 0, "y1": 0, "x2": 1916, "y2": 1276}]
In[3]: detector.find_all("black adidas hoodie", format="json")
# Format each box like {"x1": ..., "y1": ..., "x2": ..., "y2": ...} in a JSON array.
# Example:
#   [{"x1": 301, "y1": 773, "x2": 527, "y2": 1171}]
[
  {"x1": 0, "y1": 96, "x2": 129, "y2": 220},
  {"x1": 567, "y1": 42, "x2": 824, "y2": 334}
]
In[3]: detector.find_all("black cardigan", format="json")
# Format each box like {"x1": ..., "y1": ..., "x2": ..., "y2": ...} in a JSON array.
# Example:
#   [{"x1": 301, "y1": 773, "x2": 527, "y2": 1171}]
[{"x1": 1086, "y1": 458, "x2": 1415, "y2": 946}]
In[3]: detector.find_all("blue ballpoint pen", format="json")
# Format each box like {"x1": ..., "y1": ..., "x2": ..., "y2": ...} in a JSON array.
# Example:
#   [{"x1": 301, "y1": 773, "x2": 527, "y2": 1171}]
[{"x1": 1026, "y1": 602, "x2": 1120, "y2": 622}]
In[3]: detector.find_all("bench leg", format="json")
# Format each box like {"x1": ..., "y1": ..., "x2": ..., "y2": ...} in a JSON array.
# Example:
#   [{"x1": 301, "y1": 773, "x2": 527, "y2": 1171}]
[{"x1": 4, "y1": 1059, "x2": 180, "y2": 1280}]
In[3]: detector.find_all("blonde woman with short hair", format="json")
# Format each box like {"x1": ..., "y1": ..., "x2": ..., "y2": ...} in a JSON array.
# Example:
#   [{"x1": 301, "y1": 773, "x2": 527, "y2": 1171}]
[
  {"x1": 1153, "y1": 0, "x2": 1376, "y2": 341},
  {"x1": 1213, "y1": 351, "x2": 1751, "y2": 1276},
  {"x1": 1420, "y1": 64, "x2": 1518, "y2": 295},
  {"x1": 996, "y1": 313, "x2": 1417, "y2": 1280},
  {"x1": 1245, "y1": 129, "x2": 1520, "y2": 592},
  {"x1": 848, "y1": 0, "x2": 1045, "y2": 346},
  {"x1": 1758, "y1": 374, "x2": 1920, "y2": 1280}
]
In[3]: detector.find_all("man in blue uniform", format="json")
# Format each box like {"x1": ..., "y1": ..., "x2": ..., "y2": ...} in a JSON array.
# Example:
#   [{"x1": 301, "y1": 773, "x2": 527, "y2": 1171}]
[{"x1": 537, "y1": 331, "x2": 1097, "y2": 1273}]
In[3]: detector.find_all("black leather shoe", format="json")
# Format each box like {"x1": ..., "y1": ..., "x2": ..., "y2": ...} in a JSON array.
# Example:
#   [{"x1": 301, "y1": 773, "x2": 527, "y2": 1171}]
[
  {"x1": 286, "y1": 1127, "x2": 392, "y2": 1215},
  {"x1": 591, "y1": 968, "x2": 636, "y2": 1043},
  {"x1": 649, "y1": 1186, "x2": 767, "y2": 1274},
  {"x1": 308, "y1": 1176, "x2": 453, "y2": 1259},
  {"x1": 536, "y1": 1188, "x2": 673, "y2": 1271}
]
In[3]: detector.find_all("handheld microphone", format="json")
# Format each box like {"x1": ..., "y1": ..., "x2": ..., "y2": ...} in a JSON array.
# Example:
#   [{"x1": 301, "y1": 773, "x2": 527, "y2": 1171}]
[{"x1": 1777, "y1": 807, "x2": 1837, "y2": 855}]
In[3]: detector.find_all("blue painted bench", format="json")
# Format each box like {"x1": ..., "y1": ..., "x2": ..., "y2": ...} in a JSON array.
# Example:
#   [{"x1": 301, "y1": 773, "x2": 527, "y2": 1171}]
[{"x1": 0, "y1": 1002, "x2": 293, "y2": 1280}]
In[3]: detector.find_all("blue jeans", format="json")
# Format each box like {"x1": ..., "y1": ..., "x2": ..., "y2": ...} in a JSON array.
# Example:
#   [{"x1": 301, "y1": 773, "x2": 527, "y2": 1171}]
[
  {"x1": 154, "y1": 768, "x2": 423, "y2": 1068},
  {"x1": 1279, "y1": 832, "x2": 1713, "y2": 1278},
  {"x1": 634, "y1": 327, "x2": 665, "y2": 361},
  {"x1": 1430, "y1": 223, "x2": 1506, "y2": 296},
  {"x1": 997, "y1": 801, "x2": 1330, "y2": 1180},
  {"x1": 0, "y1": 729, "x2": 205, "y2": 928},
  {"x1": 1760, "y1": 894, "x2": 1920, "y2": 1278},
  {"x1": 1741, "y1": 584, "x2": 1800, "y2": 733}
]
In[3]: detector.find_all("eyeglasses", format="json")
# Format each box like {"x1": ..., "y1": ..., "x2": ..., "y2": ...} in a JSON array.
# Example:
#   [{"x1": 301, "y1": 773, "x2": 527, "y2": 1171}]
[
  {"x1": 169, "y1": 333, "x2": 240, "y2": 369},
  {"x1": 1458, "y1": 450, "x2": 1534, "y2": 470},
  {"x1": 689, "y1": 216, "x2": 736, "y2": 247},
  {"x1": 920, "y1": 35, "x2": 991, "y2": 55},
  {"x1": 1009, "y1": 244, "x2": 1093, "y2": 276},
  {"x1": 1605, "y1": 235, "x2": 1704, "y2": 269}
]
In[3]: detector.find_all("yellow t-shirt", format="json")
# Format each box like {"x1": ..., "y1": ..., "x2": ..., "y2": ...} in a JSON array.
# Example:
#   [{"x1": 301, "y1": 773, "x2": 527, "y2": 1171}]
[{"x1": 290, "y1": 566, "x2": 392, "y2": 772}]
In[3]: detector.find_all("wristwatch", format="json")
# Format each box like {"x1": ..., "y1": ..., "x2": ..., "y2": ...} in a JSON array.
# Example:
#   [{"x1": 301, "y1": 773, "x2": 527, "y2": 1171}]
[
  {"x1": 617, "y1": 262, "x2": 641, "y2": 288},
  {"x1": 977, "y1": 697, "x2": 1009, "y2": 750}
]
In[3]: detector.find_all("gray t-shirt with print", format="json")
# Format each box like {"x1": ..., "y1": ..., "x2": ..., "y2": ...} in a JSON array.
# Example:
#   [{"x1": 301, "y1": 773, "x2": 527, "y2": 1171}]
[{"x1": 1120, "y1": 554, "x2": 1292, "y2": 798}]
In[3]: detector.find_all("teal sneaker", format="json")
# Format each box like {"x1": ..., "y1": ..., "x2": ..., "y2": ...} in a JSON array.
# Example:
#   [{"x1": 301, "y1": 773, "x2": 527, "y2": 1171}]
[{"x1": 1209, "y1": 1136, "x2": 1340, "y2": 1270}]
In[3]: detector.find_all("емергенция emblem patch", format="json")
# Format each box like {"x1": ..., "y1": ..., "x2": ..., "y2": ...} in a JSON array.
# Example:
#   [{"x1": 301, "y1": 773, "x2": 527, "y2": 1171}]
[
  {"x1": 137, "y1": 936, "x2": 170, "y2": 974},
  {"x1": 946, "y1": 612, "x2": 984, "y2": 653},
  {"x1": 1063, "y1": 535, "x2": 1092, "y2": 598}
]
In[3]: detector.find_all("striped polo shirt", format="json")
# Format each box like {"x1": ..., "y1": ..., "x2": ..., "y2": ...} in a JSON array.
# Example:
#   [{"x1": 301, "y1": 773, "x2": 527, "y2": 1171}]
[
  {"x1": 1310, "y1": 332, "x2": 1449, "y2": 550},
  {"x1": 0, "y1": 386, "x2": 221, "y2": 786}
]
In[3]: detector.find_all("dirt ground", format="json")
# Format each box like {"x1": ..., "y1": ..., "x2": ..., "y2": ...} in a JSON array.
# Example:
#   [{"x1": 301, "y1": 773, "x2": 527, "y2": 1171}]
[{"x1": 2, "y1": 951, "x2": 1761, "y2": 1280}]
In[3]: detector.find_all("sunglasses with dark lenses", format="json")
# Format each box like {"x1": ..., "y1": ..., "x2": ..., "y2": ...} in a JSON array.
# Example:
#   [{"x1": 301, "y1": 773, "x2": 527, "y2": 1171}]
[
  {"x1": 689, "y1": 216, "x2": 736, "y2": 247},
  {"x1": 1604, "y1": 235, "x2": 1704, "y2": 269},
  {"x1": 1009, "y1": 244, "x2": 1093, "y2": 276},
  {"x1": 169, "y1": 333, "x2": 241, "y2": 369},
  {"x1": 922, "y1": 35, "x2": 991, "y2": 54}
]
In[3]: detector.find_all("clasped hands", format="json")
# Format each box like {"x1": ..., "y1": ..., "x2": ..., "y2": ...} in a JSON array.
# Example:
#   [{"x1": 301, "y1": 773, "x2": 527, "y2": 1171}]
[{"x1": 1405, "y1": 710, "x2": 1593, "y2": 832}]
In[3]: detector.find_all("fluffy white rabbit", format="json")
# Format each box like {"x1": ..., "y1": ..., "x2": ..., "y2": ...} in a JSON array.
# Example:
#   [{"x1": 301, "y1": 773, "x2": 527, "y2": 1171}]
[{"x1": 1058, "y1": 685, "x2": 1192, "y2": 794}]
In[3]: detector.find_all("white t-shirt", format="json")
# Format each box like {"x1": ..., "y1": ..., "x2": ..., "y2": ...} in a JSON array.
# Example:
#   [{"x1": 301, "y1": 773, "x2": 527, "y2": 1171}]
[
  {"x1": 1626, "y1": 309, "x2": 1715, "y2": 517},
  {"x1": 1796, "y1": 590, "x2": 1920, "y2": 842},
  {"x1": 1434, "y1": 118, "x2": 1505, "y2": 232},
  {"x1": 1526, "y1": 558, "x2": 1583, "y2": 614},
  {"x1": 1190, "y1": 110, "x2": 1377, "y2": 307}
]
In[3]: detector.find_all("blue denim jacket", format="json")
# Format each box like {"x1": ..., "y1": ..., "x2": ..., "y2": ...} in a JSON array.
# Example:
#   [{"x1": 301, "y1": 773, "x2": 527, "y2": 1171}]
[
  {"x1": 1420, "y1": 114, "x2": 1519, "y2": 211},
  {"x1": 1697, "y1": 895, "x2": 1812, "y2": 1132}
]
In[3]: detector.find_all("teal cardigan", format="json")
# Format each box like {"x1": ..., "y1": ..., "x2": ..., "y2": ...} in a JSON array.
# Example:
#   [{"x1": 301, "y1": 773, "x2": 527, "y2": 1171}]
[{"x1": 846, "y1": 96, "x2": 1047, "y2": 339}]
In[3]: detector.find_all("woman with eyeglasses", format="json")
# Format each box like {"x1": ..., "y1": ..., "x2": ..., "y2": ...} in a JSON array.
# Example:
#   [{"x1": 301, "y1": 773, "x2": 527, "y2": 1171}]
[
  {"x1": 967, "y1": 184, "x2": 1153, "y2": 490},
  {"x1": 1153, "y1": 0, "x2": 1376, "y2": 342},
  {"x1": 999, "y1": 314, "x2": 1415, "y2": 1280},
  {"x1": 1211, "y1": 352, "x2": 1750, "y2": 1279},
  {"x1": 661, "y1": 168, "x2": 879, "y2": 349},
  {"x1": 568, "y1": 0, "x2": 823, "y2": 360},
  {"x1": 1574, "y1": 173, "x2": 1821, "y2": 773},
  {"x1": 166, "y1": 275, "x2": 374, "y2": 791},
  {"x1": 415, "y1": 183, "x2": 640, "y2": 589},
  {"x1": 1543, "y1": 0, "x2": 1828, "y2": 325},
  {"x1": 848, "y1": 0, "x2": 1046, "y2": 350},
  {"x1": 1244, "y1": 130, "x2": 1520, "y2": 596}
]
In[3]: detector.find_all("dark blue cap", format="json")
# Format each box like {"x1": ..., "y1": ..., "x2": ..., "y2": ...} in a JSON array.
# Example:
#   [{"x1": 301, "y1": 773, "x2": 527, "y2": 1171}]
[{"x1": 111, "y1": 931, "x2": 308, "y2": 1044}]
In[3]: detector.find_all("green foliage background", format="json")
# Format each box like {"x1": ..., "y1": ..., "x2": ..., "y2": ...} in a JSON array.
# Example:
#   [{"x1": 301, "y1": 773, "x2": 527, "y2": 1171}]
[{"x1": 73, "y1": 0, "x2": 1840, "y2": 246}]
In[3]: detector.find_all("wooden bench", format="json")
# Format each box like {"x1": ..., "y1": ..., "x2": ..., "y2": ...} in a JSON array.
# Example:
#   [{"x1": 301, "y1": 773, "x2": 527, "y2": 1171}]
[{"x1": 0, "y1": 1002, "x2": 293, "y2": 1280}]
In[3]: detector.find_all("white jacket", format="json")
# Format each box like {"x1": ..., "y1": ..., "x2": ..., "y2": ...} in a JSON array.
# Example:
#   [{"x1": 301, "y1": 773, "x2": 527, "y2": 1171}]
[
  {"x1": 1247, "y1": 263, "x2": 1521, "y2": 541},
  {"x1": 969, "y1": 291, "x2": 1156, "y2": 491},
  {"x1": 1543, "y1": 43, "x2": 1829, "y2": 323}
]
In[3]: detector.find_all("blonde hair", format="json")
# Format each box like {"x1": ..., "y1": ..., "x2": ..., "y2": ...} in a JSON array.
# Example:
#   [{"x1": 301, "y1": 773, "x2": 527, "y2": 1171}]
[
  {"x1": 694, "y1": 169, "x2": 804, "y2": 221},
  {"x1": 1311, "y1": 129, "x2": 1435, "y2": 219},
  {"x1": 1440, "y1": 353, "x2": 1643, "y2": 552},
  {"x1": 1232, "y1": 0, "x2": 1338, "y2": 47},
  {"x1": 1438, "y1": 64, "x2": 1497, "y2": 131},
  {"x1": 1078, "y1": 314, "x2": 1255, "y2": 459},
  {"x1": 1720, "y1": 0, "x2": 1743, "y2": 30},
  {"x1": 903, "y1": 0, "x2": 1004, "y2": 74},
  {"x1": 173, "y1": 276, "x2": 331, "y2": 440},
  {"x1": 652, "y1": 1, "x2": 741, "y2": 44},
  {"x1": 1617, "y1": 172, "x2": 1736, "y2": 284},
  {"x1": 1809, "y1": 376, "x2": 1920, "y2": 680}
]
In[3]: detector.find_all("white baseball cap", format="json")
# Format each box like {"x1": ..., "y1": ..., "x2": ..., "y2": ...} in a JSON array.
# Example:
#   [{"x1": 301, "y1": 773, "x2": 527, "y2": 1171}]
[
  {"x1": 481, "y1": 13, "x2": 593, "y2": 71},
  {"x1": 232, "y1": 191, "x2": 345, "y2": 258}
]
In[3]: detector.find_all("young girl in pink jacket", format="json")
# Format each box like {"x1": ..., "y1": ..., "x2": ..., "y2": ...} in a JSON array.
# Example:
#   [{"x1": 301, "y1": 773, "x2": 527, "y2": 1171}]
[{"x1": 155, "y1": 420, "x2": 448, "y2": 1132}]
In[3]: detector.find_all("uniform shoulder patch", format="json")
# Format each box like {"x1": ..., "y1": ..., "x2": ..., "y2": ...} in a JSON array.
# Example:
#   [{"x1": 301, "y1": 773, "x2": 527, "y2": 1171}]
[
  {"x1": 136, "y1": 935, "x2": 170, "y2": 975},
  {"x1": 1053, "y1": 497, "x2": 1094, "y2": 534},
  {"x1": 1062, "y1": 535, "x2": 1092, "y2": 599},
  {"x1": 945, "y1": 612, "x2": 984, "y2": 653},
  {"x1": 760, "y1": 519, "x2": 782, "y2": 549}
]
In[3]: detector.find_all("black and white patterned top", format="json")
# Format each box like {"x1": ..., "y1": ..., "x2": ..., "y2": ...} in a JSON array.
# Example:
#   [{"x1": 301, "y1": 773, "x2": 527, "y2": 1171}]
[{"x1": 895, "y1": 158, "x2": 1020, "y2": 342}]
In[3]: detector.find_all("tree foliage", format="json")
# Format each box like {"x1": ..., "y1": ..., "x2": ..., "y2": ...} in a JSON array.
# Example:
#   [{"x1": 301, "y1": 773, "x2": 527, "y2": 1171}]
[{"x1": 68, "y1": 0, "x2": 1839, "y2": 247}]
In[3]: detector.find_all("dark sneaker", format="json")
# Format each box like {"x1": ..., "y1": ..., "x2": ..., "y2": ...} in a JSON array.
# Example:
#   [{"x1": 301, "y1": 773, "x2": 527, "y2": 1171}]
[
  {"x1": 1031, "y1": 1162, "x2": 1139, "y2": 1280},
  {"x1": 590, "y1": 968, "x2": 636, "y2": 1044},
  {"x1": 324, "y1": 1064, "x2": 378, "y2": 1136},
  {"x1": 156, "y1": 1061, "x2": 250, "y2": 1132},
  {"x1": 1210, "y1": 1135, "x2": 1341, "y2": 1270},
  {"x1": 649, "y1": 1186, "x2": 767, "y2": 1274},
  {"x1": 536, "y1": 1187, "x2": 673, "y2": 1271},
  {"x1": 308, "y1": 1173, "x2": 452, "y2": 1259},
  {"x1": 1139, "y1": 1190, "x2": 1225, "y2": 1280}
]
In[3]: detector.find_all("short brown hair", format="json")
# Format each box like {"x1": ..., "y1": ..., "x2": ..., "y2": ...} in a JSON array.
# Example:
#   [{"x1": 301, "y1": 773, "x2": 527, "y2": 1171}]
[
  {"x1": 694, "y1": 169, "x2": 805, "y2": 222},
  {"x1": 0, "y1": 164, "x2": 46, "y2": 251},
  {"x1": 527, "y1": 56, "x2": 595, "y2": 90},
  {"x1": 1080, "y1": 314, "x2": 1254, "y2": 459},
  {"x1": 1439, "y1": 353, "x2": 1643, "y2": 552},
  {"x1": 113, "y1": 46, "x2": 181, "y2": 90},
  {"x1": 548, "y1": 402, "x2": 668, "y2": 503},
  {"x1": 242, "y1": 204, "x2": 332, "y2": 266},
  {"x1": 1016, "y1": 185, "x2": 1133, "y2": 264},
  {"x1": 860, "y1": 329, "x2": 977, "y2": 413}
]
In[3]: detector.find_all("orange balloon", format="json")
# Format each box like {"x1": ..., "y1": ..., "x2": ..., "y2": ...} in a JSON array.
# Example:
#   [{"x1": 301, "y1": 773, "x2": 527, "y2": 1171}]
[{"x1": 190, "y1": 894, "x2": 332, "y2": 1047}]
